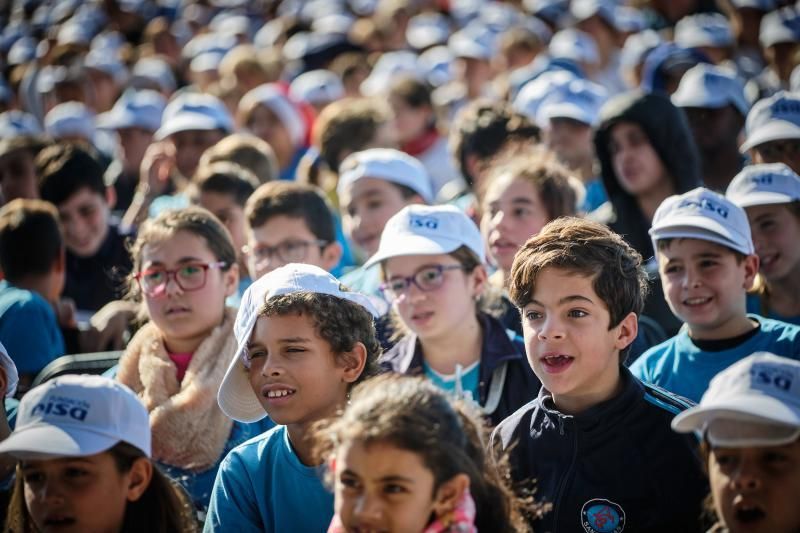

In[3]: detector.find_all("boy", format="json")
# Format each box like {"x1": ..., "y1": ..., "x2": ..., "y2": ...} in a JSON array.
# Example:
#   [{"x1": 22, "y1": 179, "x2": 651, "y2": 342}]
[
  {"x1": 631, "y1": 187, "x2": 800, "y2": 402},
  {"x1": 0, "y1": 199, "x2": 65, "y2": 390},
  {"x1": 243, "y1": 182, "x2": 342, "y2": 280},
  {"x1": 207, "y1": 263, "x2": 381, "y2": 531},
  {"x1": 740, "y1": 91, "x2": 800, "y2": 174},
  {"x1": 0, "y1": 135, "x2": 51, "y2": 204},
  {"x1": 493, "y1": 217, "x2": 708, "y2": 532}
]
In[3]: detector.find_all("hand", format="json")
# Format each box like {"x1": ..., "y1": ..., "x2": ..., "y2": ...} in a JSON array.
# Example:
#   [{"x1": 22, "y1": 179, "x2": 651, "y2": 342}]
[
  {"x1": 139, "y1": 141, "x2": 176, "y2": 197},
  {"x1": 80, "y1": 300, "x2": 138, "y2": 352},
  {"x1": 55, "y1": 298, "x2": 78, "y2": 329}
]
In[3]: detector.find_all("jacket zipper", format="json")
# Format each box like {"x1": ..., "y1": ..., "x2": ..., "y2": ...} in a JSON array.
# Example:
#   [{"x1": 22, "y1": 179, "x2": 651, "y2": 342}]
[{"x1": 551, "y1": 417, "x2": 578, "y2": 533}]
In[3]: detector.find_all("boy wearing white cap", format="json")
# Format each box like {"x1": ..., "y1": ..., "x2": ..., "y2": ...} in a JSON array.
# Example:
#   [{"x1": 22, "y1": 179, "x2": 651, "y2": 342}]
[
  {"x1": 206, "y1": 263, "x2": 381, "y2": 532},
  {"x1": 672, "y1": 352, "x2": 800, "y2": 533},
  {"x1": 727, "y1": 163, "x2": 800, "y2": 325},
  {"x1": 739, "y1": 91, "x2": 800, "y2": 174},
  {"x1": 630, "y1": 188, "x2": 800, "y2": 402}
]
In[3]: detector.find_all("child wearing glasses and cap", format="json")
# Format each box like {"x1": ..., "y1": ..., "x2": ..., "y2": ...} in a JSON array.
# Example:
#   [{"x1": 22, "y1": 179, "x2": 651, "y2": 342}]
[
  {"x1": 369, "y1": 204, "x2": 540, "y2": 426},
  {"x1": 672, "y1": 352, "x2": 800, "y2": 533}
]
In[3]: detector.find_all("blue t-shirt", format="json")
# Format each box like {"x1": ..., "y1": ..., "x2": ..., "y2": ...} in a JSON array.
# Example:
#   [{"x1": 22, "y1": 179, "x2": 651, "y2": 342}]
[
  {"x1": 746, "y1": 292, "x2": 800, "y2": 326},
  {"x1": 630, "y1": 316, "x2": 800, "y2": 402},
  {"x1": 204, "y1": 425, "x2": 333, "y2": 533},
  {"x1": 583, "y1": 177, "x2": 608, "y2": 213},
  {"x1": 0, "y1": 280, "x2": 64, "y2": 375},
  {"x1": 423, "y1": 360, "x2": 481, "y2": 403}
]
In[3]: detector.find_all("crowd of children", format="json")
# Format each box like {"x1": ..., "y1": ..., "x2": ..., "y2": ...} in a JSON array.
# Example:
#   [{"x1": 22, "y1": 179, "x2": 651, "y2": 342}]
[{"x1": 2, "y1": 0, "x2": 800, "y2": 531}]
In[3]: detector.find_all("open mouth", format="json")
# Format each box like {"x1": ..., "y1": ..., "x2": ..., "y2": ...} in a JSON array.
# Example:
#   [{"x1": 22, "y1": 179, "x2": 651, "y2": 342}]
[
  {"x1": 411, "y1": 311, "x2": 434, "y2": 323},
  {"x1": 264, "y1": 388, "x2": 296, "y2": 399},
  {"x1": 683, "y1": 296, "x2": 712, "y2": 307},
  {"x1": 44, "y1": 516, "x2": 77, "y2": 528},
  {"x1": 540, "y1": 354, "x2": 575, "y2": 373},
  {"x1": 760, "y1": 253, "x2": 778, "y2": 269},
  {"x1": 734, "y1": 504, "x2": 766, "y2": 525},
  {"x1": 166, "y1": 306, "x2": 191, "y2": 315}
]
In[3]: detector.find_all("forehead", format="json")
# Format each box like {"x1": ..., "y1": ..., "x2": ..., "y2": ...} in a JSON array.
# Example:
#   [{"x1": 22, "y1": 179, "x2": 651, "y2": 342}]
[
  {"x1": 59, "y1": 186, "x2": 106, "y2": 211},
  {"x1": 199, "y1": 190, "x2": 242, "y2": 212},
  {"x1": 341, "y1": 177, "x2": 405, "y2": 207},
  {"x1": 141, "y1": 229, "x2": 216, "y2": 263},
  {"x1": 338, "y1": 439, "x2": 433, "y2": 480},
  {"x1": 657, "y1": 238, "x2": 733, "y2": 259},
  {"x1": 383, "y1": 253, "x2": 457, "y2": 275},
  {"x1": 609, "y1": 121, "x2": 646, "y2": 141},
  {"x1": 529, "y1": 267, "x2": 604, "y2": 304},
  {"x1": 249, "y1": 215, "x2": 317, "y2": 245},
  {"x1": 251, "y1": 311, "x2": 324, "y2": 343},
  {"x1": 484, "y1": 173, "x2": 540, "y2": 206}
]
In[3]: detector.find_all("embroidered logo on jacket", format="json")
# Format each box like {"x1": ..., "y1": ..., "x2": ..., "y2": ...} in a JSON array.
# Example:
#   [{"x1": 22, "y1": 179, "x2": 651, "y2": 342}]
[{"x1": 580, "y1": 498, "x2": 626, "y2": 533}]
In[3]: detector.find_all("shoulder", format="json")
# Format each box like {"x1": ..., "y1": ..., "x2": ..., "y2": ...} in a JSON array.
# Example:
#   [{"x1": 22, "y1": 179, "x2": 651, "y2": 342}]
[
  {"x1": 754, "y1": 316, "x2": 800, "y2": 339},
  {"x1": 492, "y1": 397, "x2": 539, "y2": 450},
  {"x1": 223, "y1": 425, "x2": 286, "y2": 470},
  {"x1": 630, "y1": 335, "x2": 681, "y2": 375}
]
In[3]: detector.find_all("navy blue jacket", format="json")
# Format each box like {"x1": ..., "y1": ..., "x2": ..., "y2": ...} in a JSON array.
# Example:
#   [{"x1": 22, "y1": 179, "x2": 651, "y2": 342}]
[
  {"x1": 380, "y1": 312, "x2": 541, "y2": 426},
  {"x1": 492, "y1": 368, "x2": 708, "y2": 533}
]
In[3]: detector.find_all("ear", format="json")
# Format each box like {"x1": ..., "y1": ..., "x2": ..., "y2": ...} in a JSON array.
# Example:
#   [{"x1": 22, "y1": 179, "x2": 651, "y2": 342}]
[
  {"x1": 223, "y1": 263, "x2": 240, "y2": 297},
  {"x1": 742, "y1": 254, "x2": 759, "y2": 291},
  {"x1": 614, "y1": 311, "x2": 639, "y2": 352},
  {"x1": 54, "y1": 246, "x2": 66, "y2": 275},
  {"x1": 105, "y1": 185, "x2": 117, "y2": 211},
  {"x1": 469, "y1": 265, "x2": 488, "y2": 300},
  {"x1": 340, "y1": 341, "x2": 368, "y2": 384},
  {"x1": 321, "y1": 241, "x2": 343, "y2": 272},
  {"x1": 125, "y1": 457, "x2": 153, "y2": 502},
  {"x1": 432, "y1": 473, "x2": 470, "y2": 519}
]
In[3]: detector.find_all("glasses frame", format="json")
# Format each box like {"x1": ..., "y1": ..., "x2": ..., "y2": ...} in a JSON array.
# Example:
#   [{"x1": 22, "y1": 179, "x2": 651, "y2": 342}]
[
  {"x1": 134, "y1": 261, "x2": 227, "y2": 297},
  {"x1": 380, "y1": 264, "x2": 465, "y2": 300},
  {"x1": 244, "y1": 239, "x2": 329, "y2": 266}
]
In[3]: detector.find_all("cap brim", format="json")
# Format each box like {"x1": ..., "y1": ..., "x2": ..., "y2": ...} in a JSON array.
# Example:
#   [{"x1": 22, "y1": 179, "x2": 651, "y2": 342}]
[
  {"x1": 155, "y1": 114, "x2": 227, "y2": 141},
  {"x1": 671, "y1": 90, "x2": 729, "y2": 110},
  {"x1": 729, "y1": 190, "x2": 797, "y2": 208},
  {"x1": 650, "y1": 215, "x2": 753, "y2": 255},
  {"x1": 741, "y1": 121, "x2": 800, "y2": 152},
  {"x1": 540, "y1": 103, "x2": 594, "y2": 126},
  {"x1": 672, "y1": 395, "x2": 800, "y2": 434},
  {"x1": 362, "y1": 233, "x2": 464, "y2": 269},
  {"x1": 97, "y1": 110, "x2": 156, "y2": 131},
  {"x1": 0, "y1": 424, "x2": 120, "y2": 459}
]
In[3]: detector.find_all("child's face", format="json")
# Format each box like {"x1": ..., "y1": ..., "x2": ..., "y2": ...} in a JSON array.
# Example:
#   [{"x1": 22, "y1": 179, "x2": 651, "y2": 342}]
[
  {"x1": 0, "y1": 149, "x2": 39, "y2": 203},
  {"x1": 198, "y1": 191, "x2": 247, "y2": 257},
  {"x1": 546, "y1": 117, "x2": 595, "y2": 169},
  {"x1": 481, "y1": 174, "x2": 550, "y2": 273},
  {"x1": 340, "y1": 178, "x2": 415, "y2": 257},
  {"x1": 169, "y1": 129, "x2": 225, "y2": 180},
  {"x1": 384, "y1": 254, "x2": 485, "y2": 342},
  {"x1": 746, "y1": 204, "x2": 800, "y2": 282},
  {"x1": 22, "y1": 452, "x2": 138, "y2": 533},
  {"x1": 246, "y1": 105, "x2": 294, "y2": 167},
  {"x1": 389, "y1": 96, "x2": 430, "y2": 144},
  {"x1": 609, "y1": 121, "x2": 670, "y2": 197},
  {"x1": 245, "y1": 312, "x2": 362, "y2": 427},
  {"x1": 139, "y1": 230, "x2": 237, "y2": 352},
  {"x1": 658, "y1": 239, "x2": 758, "y2": 339},
  {"x1": 334, "y1": 439, "x2": 463, "y2": 533},
  {"x1": 521, "y1": 268, "x2": 636, "y2": 414},
  {"x1": 246, "y1": 215, "x2": 338, "y2": 279},
  {"x1": 710, "y1": 440, "x2": 800, "y2": 533},
  {"x1": 57, "y1": 187, "x2": 110, "y2": 258}
]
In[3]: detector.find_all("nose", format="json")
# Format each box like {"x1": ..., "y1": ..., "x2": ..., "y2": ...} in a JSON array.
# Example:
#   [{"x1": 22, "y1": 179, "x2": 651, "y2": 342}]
[
  {"x1": 164, "y1": 272, "x2": 184, "y2": 297},
  {"x1": 682, "y1": 266, "x2": 702, "y2": 290},
  {"x1": 537, "y1": 315, "x2": 565, "y2": 341},
  {"x1": 731, "y1": 459, "x2": 762, "y2": 492},
  {"x1": 491, "y1": 210, "x2": 509, "y2": 231},
  {"x1": 38, "y1": 479, "x2": 66, "y2": 506},
  {"x1": 353, "y1": 493, "x2": 383, "y2": 523}
]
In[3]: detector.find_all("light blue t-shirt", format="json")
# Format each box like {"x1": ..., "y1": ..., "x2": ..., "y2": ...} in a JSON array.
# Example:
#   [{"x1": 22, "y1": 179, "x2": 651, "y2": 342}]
[
  {"x1": 746, "y1": 292, "x2": 800, "y2": 326},
  {"x1": 630, "y1": 316, "x2": 800, "y2": 402},
  {"x1": 423, "y1": 360, "x2": 481, "y2": 403},
  {"x1": 204, "y1": 425, "x2": 333, "y2": 533},
  {"x1": 0, "y1": 280, "x2": 64, "y2": 375}
]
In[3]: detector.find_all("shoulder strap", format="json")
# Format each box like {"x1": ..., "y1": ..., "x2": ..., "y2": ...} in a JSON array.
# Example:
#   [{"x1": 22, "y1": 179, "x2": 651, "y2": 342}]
[{"x1": 482, "y1": 361, "x2": 508, "y2": 416}]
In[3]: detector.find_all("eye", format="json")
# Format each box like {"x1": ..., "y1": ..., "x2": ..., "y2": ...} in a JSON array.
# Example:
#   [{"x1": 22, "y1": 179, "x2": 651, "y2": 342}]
[
  {"x1": 246, "y1": 347, "x2": 267, "y2": 361},
  {"x1": 383, "y1": 483, "x2": 409, "y2": 495},
  {"x1": 513, "y1": 207, "x2": 531, "y2": 217},
  {"x1": 418, "y1": 268, "x2": 441, "y2": 282},
  {"x1": 366, "y1": 199, "x2": 383, "y2": 210},
  {"x1": 525, "y1": 310, "x2": 543, "y2": 321},
  {"x1": 179, "y1": 265, "x2": 203, "y2": 277},
  {"x1": 143, "y1": 269, "x2": 165, "y2": 283},
  {"x1": 339, "y1": 474, "x2": 361, "y2": 490},
  {"x1": 663, "y1": 264, "x2": 682, "y2": 274},
  {"x1": 699, "y1": 259, "x2": 718, "y2": 269},
  {"x1": 65, "y1": 467, "x2": 89, "y2": 479},
  {"x1": 567, "y1": 309, "x2": 588, "y2": 318},
  {"x1": 22, "y1": 471, "x2": 44, "y2": 485}
]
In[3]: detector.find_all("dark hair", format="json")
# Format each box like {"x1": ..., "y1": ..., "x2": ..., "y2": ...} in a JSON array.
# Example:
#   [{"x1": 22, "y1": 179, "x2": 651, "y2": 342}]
[
  {"x1": 0, "y1": 135, "x2": 52, "y2": 159},
  {"x1": 36, "y1": 143, "x2": 106, "y2": 206},
  {"x1": 245, "y1": 181, "x2": 336, "y2": 243},
  {"x1": 656, "y1": 238, "x2": 747, "y2": 264},
  {"x1": 313, "y1": 98, "x2": 390, "y2": 172},
  {"x1": 314, "y1": 375, "x2": 532, "y2": 532},
  {"x1": 198, "y1": 133, "x2": 279, "y2": 184},
  {"x1": 126, "y1": 207, "x2": 236, "y2": 301},
  {"x1": 449, "y1": 100, "x2": 541, "y2": 189},
  {"x1": 5, "y1": 442, "x2": 198, "y2": 533},
  {"x1": 0, "y1": 199, "x2": 63, "y2": 282},
  {"x1": 259, "y1": 292, "x2": 381, "y2": 386},
  {"x1": 509, "y1": 218, "x2": 648, "y2": 358},
  {"x1": 193, "y1": 162, "x2": 259, "y2": 206},
  {"x1": 389, "y1": 76, "x2": 433, "y2": 110}
]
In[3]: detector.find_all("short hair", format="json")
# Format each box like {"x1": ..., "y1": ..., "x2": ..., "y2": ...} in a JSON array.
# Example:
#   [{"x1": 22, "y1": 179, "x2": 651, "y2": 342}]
[
  {"x1": 656, "y1": 238, "x2": 747, "y2": 263},
  {"x1": 449, "y1": 100, "x2": 541, "y2": 189},
  {"x1": 36, "y1": 143, "x2": 105, "y2": 206},
  {"x1": 199, "y1": 133, "x2": 279, "y2": 183},
  {"x1": 245, "y1": 181, "x2": 336, "y2": 243},
  {"x1": 498, "y1": 26, "x2": 544, "y2": 57},
  {"x1": 0, "y1": 199, "x2": 63, "y2": 282},
  {"x1": 193, "y1": 162, "x2": 259, "y2": 206},
  {"x1": 0, "y1": 135, "x2": 52, "y2": 160},
  {"x1": 313, "y1": 98, "x2": 391, "y2": 172},
  {"x1": 389, "y1": 76, "x2": 433, "y2": 109},
  {"x1": 218, "y1": 45, "x2": 269, "y2": 83},
  {"x1": 260, "y1": 292, "x2": 381, "y2": 387},
  {"x1": 509, "y1": 217, "x2": 648, "y2": 331}
]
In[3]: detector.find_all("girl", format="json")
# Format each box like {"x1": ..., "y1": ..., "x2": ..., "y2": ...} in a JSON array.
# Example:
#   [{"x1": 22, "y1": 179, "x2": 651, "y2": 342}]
[
  {"x1": 316, "y1": 375, "x2": 532, "y2": 533},
  {"x1": 113, "y1": 206, "x2": 272, "y2": 519},
  {"x1": 726, "y1": 163, "x2": 800, "y2": 325},
  {"x1": 672, "y1": 352, "x2": 800, "y2": 533},
  {"x1": 364, "y1": 204, "x2": 540, "y2": 426},
  {"x1": 1, "y1": 374, "x2": 197, "y2": 532}
]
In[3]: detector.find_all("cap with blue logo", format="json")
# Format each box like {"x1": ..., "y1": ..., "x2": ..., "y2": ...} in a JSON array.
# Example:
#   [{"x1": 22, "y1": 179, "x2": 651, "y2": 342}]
[
  {"x1": 650, "y1": 187, "x2": 755, "y2": 256},
  {"x1": 0, "y1": 374, "x2": 151, "y2": 459},
  {"x1": 97, "y1": 90, "x2": 166, "y2": 132},
  {"x1": 363, "y1": 204, "x2": 485, "y2": 269},
  {"x1": 44, "y1": 101, "x2": 95, "y2": 142},
  {"x1": 674, "y1": 13, "x2": 734, "y2": 49},
  {"x1": 288, "y1": 69, "x2": 344, "y2": 106},
  {"x1": 548, "y1": 28, "x2": 599, "y2": 66},
  {"x1": 759, "y1": 6, "x2": 800, "y2": 49},
  {"x1": 740, "y1": 91, "x2": 800, "y2": 152},
  {"x1": 671, "y1": 63, "x2": 749, "y2": 116},
  {"x1": 155, "y1": 92, "x2": 233, "y2": 141},
  {"x1": 726, "y1": 163, "x2": 800, "y2": 208}
]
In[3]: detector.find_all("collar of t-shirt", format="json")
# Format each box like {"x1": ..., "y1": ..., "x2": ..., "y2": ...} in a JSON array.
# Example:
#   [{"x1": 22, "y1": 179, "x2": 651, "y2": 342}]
[
  {"x1": 168, "y1": 351, "x2": 193, "y2": 382},
  {"x1": 690, "y1": 322, "x2": 761, "y2": 352}
]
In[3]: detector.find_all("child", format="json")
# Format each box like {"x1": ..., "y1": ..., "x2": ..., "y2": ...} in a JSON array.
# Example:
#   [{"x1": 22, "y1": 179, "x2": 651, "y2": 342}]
[
  {"x1": 493, "y1": 217, "x2": 708, "y2": 532},
  {"x1": 0, "y1": 135, "x2": 51, "y2": 204},
  {"x1": 114, "y1": 206, "x2": 271, "y2": 518},
  {"x1": 726, "y1": 163, "x2": 800, "y2": 325},
  {"x1": 367, "y1": 204, "x2": 540, "y2": 426},
  {"x1": 631, "y1": 187, "x2": 800, "y2": 402},
  {"x1": 316, "y1": 375, "x2": 530, "y2": 532},
  {"x1": 672, "y1": 352, "x2": 800, "y2": 533},
  {"x1": 207, "y1": 263, "x2": 381, "y2": 531},
  {"x1": 0, "y1": 199, "x2": 65, "y2": 390},
  {"x1": 243, "y1": 182, "x2": 343, "y2": 280},
  {"x1": 0, "y1": 374, "x2": 197, "y2": 532}
]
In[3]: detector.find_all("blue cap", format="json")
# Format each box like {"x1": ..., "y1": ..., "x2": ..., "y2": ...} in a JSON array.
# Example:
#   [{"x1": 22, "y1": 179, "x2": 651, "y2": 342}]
[
  {"x1": 740, "y1": 91, "x2": 800, "y2": 152},
  {"x1": 155, "y1": 92, "x2": 233, "y2": 140},
  {"x1": 537, "y1": 78, "x2": 608, "y2": 127},
  {"x1": 513, "y1": 69, "x2": 581, "y2": 123},
  {"x1": 0, "y1": 110, "x2": 42, "y2": 138},
  {"x1": 549, "y1": 28, "x2": 599, "y2": 66},
  {"x1": 97, "y1": 90, "x2": 166, "y2": 132},
  {"x1": 671, "y1": 63, "x2": 749, "y2": 116},
  {"x1": 760, "y1": 7, "x2": 800, "y2": 48},
  {"x1": 675, "y1": 13, "x2": 734, "y2": 49},
  {"x1": 45, "y1": 102, "x2": 95, "y2": 142}
]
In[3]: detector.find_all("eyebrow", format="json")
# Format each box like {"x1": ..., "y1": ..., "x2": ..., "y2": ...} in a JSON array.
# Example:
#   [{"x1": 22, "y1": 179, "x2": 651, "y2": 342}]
[
  {"x1": 753, "y1": 212, "x2": 774, "y2": 223},
  {"x1": 144, "y1": 256, "x2": 205, "y2": 267},
  {"x1": 510, "y1": 196, "x2": 535, "y2": 205},
  {"x1": 278, "y1": 337, "x2": 312, "y2": 344},
  {"x1": 529, "y1": 294, "x2": 595, "y2": 306}
]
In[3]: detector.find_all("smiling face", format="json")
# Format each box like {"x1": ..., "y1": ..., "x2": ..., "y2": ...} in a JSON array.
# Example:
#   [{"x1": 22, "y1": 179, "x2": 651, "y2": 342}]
[
  {"x1": 198, "y1": 191, "x2": 247, "y2": 256},
  {"x1": 482, "y1": 173, "x2": 550, "y2": 273},
  {"x1": 746, "y1": 203, "x2": 800, "y2": 283},
  {"x1": 608, "y1": 121, "x2": 671, "y2": 198},
  {"x1": 57, "y1": 187, "x2": 111, "y2": 258},
  {"x1": 521, "y1": 267, "x2": 636, "y2": 414},
  {"x1": 710, "y1": 439, "x2": 800, "y2": 533},
  {"x1": 657, "y1": 238, "x2": 758, "y2": 340}
]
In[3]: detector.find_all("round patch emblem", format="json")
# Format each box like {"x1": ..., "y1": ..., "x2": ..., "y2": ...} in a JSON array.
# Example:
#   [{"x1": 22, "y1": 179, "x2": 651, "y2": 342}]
[{"x1": 580, "y1": 498, "x2": 626, "y2": 533}]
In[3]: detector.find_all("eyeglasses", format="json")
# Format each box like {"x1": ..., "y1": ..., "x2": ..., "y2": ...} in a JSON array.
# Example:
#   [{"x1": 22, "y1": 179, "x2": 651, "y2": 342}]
[
  {"x1": 244, "y1": 240, "x2": 328, "y2": 266},
  {"x1": 380, "y1": 264, "x2": 464, "y2": 300},
  {"x1": 135, "y1": 261, "x2": 227, "y2": 297}
]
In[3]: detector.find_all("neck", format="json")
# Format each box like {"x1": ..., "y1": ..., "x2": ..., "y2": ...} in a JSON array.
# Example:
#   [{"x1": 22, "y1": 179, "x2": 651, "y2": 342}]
[
  {"x1": 11, "y1": 275, "x2": 56, "y2": 306},
  {"x1": 764, "y1": 270, "x2": 800, "y2": 316},
  {"x1": 419, "y1": 313, "x2": 483, "y2": 375},
  {"x1": 162, "y1": 312, "x2": 225, "y2": 354},
  {"x1": 553, "y1": 366, "x2": 623, "y2": 415},
  {"x1": 688, "y1": 314, "x2": 756, "y2": 341},
  {"x1": 701, "y1": 146, "x2": 741, "y2": 192},
  {"x1": 574, "y1": 158, "x2": 596, "y2": 183},
  {"x1": 286, "y1": 422, "x2": 318, "y2": 467},
  {"x1": 636, "y1": 179, "x2": 675, "y2": 222}
]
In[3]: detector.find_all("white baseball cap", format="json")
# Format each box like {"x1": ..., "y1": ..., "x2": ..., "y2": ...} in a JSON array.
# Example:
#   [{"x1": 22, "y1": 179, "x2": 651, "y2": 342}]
[
  {"x1": 0, "y1": 342, "x2": 18, "y2": 398},
  {"x1": 671, "y1": 63, "x2": 749, "y2": 117},
  {"x1": 97, "y1": 90, "x2": 166, "y2": 132},
  {"x1": 360, "y1": 51, "x2": 420, "y2": 97},
  {"x1": 406, "y1": 12, "x2": 451, "y2": 51},
  {"x1": 740, "y1": 91, "x2": 800, "y2": 152},
  {"x1": 727, "y1": 163, "x2": 800, "y2": 208},
  {"x1": 155, "y1": 92, "x2": 234, "y2": 141},
  {"x1": 363, "y1": 204, "x2": 485, "y2": 269},
  {"x1": 239, "y1": 83, "x2": 307, "y2": 147},
  {"x1": 44, "y1": 101, "x2": 95, "y2": 142},
  {"x1": 0, "y1": 375, "x2": 151, "y2": 459},
  {"x1": 288, "y1": 69, "x2": 344, "y2": 106},
  {"x1": 536, "y1": 78, "x2": 608, "y2": 127},
  {"x1": 650, "y1": 187, "x2": 755, "y2": 256},
  {"x1": 548, "y1": 28, "x2": 600, "y2": 66},
  {"x1": 759, "y1": 7, "x2": 800, "y2": 49},
  {"x1": 337, "y1": 148, "x2": 434, "y2": 204},
  {"x1": 672, "y1": 353, "x2": 800, "y2": 447},
  {"x1": 674, "y1": 13, "x2": 734, "y2": 49},
  {"x1": 217, "y1": 263, "x2": 379, "y2": 422}
]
